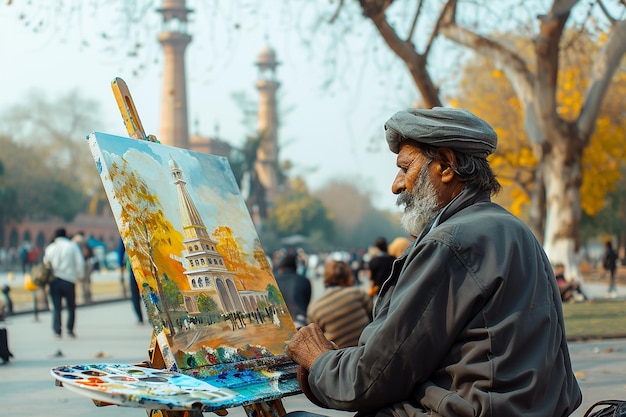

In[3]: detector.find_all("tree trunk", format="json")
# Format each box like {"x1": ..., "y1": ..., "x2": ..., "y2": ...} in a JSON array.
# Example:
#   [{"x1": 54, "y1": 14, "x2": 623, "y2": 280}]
[{"x1": 542, "y1": 139, "x2": 586, "y2": 289}]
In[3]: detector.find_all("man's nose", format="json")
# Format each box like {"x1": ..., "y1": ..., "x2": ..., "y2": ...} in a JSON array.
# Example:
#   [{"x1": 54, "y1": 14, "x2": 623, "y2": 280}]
[{"x1": 392, "y1": 172, "x2": 405, "y2": 195}]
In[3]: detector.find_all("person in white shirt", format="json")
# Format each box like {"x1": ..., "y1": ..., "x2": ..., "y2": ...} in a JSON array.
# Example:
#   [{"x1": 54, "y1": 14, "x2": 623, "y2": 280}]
[{"x1": 43, "y1": 228, "x2": 85, "y2": 338}]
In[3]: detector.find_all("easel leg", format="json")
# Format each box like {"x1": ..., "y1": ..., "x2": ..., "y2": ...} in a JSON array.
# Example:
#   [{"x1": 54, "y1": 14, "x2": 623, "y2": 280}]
[
  {"x1": 147, "y1": 411, "x2": 203, "y2": 417},
  {"x1": 244, "y1": 399, "x2": 287, "y2": 417},
  {"x1": 33, "y1": 291, "x2": 39, "y2": 321}
]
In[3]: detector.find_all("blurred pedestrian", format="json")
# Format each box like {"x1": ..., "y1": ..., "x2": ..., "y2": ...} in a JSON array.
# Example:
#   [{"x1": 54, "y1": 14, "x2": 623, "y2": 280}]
[
  {"x1": 274, "y1": 251, "x2": 311, "y2": 329},
  {"x1": 602, "y1": 240, "x2": 619, "y2": 298},
  {"x1": 307, "y1": 260, "x2": 371, "y2": 348},
  {"x1": 118, "y1": 238, "x2": 144, "y2": 324},
  {"x1": 1, "y1": 285, "x2": 13, "y2": 316},
  {"x1": 387, "y1": 236, "x2": 412, "y2": 258},
  {"x1": 367, "y1": 237, "x2": 395, "y2": 297},
  {"x1": 72, "y1": 231, "x2": 94, "y2": 304},
  {"x1": 44, "y1": 228, "x2": 85, "y2": 338},
  {"x1": 349, "y1": 248, "x2": 367, "y2": 285},
  {"x1": 19, "y1": 241, "x2": 32, "y2": 273}
]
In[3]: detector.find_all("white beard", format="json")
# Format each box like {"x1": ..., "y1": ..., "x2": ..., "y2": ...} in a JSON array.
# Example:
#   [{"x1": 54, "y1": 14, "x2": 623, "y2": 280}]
[{"x1": 396, "y1": 164, "x2": 441, "y2": 237}]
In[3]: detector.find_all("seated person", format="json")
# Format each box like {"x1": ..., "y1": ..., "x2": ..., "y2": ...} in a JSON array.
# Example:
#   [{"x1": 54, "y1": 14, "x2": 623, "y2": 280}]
[
  {"x1": 307, "y1": 260, "x2": 372, "y2": 348},
  {"x1": 554, "y1": 263, "x2": 585, "y2": 302}
]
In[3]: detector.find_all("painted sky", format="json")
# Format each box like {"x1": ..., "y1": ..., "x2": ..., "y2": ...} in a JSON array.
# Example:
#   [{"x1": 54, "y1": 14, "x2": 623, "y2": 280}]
[{"x1": 0, "y1": 2, "x2": 416, "y2": 212}]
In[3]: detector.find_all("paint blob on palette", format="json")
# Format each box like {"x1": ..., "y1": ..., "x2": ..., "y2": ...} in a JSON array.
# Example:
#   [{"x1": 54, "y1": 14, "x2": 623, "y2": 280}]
[{"x1": 51, "y1": 363, "x2": 239, "y2": 410}]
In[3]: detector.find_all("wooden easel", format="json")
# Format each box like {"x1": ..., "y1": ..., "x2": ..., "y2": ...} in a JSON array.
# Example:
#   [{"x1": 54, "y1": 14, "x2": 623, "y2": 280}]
[{"x1": 108, "y1": 77, "x2": 290, "y2": 417}]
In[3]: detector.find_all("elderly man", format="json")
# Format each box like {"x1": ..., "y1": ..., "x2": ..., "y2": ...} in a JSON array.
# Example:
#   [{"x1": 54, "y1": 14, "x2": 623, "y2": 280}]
[{"x1": 285, "y1": 108, "x2": 582, "y2": 417}]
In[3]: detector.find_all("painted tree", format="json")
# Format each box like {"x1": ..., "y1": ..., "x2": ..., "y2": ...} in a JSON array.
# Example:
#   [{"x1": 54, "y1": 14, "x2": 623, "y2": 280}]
[
  {"x1": 212, "y1": 225, "x2": 246, "y2": 273},
  {"x1": 266, "y1": 283, "x2": 284, "y2": 306},
  {"x1": 162, "y1": 273, "x2": 185, "y2": 309},
  {"x1": 197, "y1": 293, "x2": 219, "y2": 313},
  {"x1": 107, "y1": 157, "x2": 184, "y2": 335},
  {"x1": 108, "y1": 158, "x2": 182, "y2": 269}
]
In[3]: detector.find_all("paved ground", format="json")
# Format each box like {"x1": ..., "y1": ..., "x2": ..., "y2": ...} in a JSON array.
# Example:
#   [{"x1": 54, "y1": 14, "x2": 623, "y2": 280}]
[{"x1": 1, "y1": 274, "x2": 625, "y2": 416}]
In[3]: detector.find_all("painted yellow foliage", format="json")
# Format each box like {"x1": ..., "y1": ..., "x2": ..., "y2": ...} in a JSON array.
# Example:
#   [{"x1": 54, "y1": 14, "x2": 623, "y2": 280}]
[
  {"x1": 212, "y1": 225, "x2": 274, "y2": 291},
  {"x1": 107, "y1": 158, "x2": 186, "y2": 290},
  {"x1": 212, "y1": 225, "x2": 245, "y2": 273}
]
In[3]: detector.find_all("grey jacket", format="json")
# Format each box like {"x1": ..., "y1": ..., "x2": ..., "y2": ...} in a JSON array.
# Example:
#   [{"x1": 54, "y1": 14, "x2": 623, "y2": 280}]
[{"x1": 307, "y1": 188, "x2": 582, "y2": 417}]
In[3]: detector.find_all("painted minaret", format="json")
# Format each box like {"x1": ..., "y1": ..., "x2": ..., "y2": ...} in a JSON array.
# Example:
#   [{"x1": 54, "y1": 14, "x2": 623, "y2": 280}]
[
  {"x1": 157, "y1": 0, "x2": 191, "y2": 148},
  {"x1": 254, "y1": 45, "x2": 281, "y2": 208},
  {"x1": 169, "y1": 157, "x2": 244, "y2": 315}
]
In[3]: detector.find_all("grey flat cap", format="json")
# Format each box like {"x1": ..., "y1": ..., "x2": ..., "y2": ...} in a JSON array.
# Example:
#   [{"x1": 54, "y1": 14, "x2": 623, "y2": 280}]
[{"x1": 385, "y1": 107, "x2": 497, "y2": 157}]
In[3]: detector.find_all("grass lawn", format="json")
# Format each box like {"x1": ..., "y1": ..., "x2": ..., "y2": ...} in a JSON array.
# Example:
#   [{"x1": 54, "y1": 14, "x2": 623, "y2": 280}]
[{"x1": 563, "y1": 300, "x2": 626, "y2": 341}]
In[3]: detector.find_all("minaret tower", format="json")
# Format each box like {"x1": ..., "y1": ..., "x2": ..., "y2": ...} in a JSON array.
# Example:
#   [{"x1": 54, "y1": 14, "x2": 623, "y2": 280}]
[
  {"x1": 254, "y1": 45, "x2": 281, "y2": 207},
  {"x1": 157, "y1": 0, "x2": 192, "y2": 148}
]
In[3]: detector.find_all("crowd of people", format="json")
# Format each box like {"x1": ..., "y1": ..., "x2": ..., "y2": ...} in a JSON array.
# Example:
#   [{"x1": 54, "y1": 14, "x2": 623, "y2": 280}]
[{"x1": 273, "y1": 234, "x2": 412, "y2": 344}]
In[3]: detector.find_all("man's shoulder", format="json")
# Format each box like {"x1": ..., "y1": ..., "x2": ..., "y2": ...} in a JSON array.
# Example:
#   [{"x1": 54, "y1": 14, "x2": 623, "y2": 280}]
[
  {"x1": 445, "y1": 202, "x2": 524, "y2": 231},
  {"x1": 429, "y1": 202, "x2": 534, "y2": 249}
]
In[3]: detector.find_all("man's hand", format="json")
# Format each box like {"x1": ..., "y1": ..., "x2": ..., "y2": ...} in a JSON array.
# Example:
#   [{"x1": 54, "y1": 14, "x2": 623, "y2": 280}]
[{"x1": 285, "y1": 323, "x2": 336, "y2": 371}]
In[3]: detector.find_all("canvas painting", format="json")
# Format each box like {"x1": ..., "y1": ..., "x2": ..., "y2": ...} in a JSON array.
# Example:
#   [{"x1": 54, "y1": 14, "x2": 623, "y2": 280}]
[{"x1": 84, "y1": 131, "x2": 299, "y2": 403}]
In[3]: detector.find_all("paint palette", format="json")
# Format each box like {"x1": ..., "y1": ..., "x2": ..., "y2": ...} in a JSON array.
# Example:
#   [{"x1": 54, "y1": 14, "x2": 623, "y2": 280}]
[{"x1": 51, "y1": 363, "x2": 239, "y2": 410}]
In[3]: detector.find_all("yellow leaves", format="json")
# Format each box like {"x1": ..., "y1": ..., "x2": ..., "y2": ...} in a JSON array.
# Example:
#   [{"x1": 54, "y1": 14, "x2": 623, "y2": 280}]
[
  {"x1": 580, "y1": 113, "x2": 626, "y2": 215},
  {"x1": 509, "y1": 188, "x2": 531, "y2": 217},
  {"x1": 449, "y1": 32, "x2": 626, "y2": 220}
]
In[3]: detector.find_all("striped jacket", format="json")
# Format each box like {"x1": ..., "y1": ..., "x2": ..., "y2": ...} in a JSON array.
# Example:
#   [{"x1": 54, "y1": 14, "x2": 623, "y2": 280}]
[{"x1": 307, "y1": 286, "x2": 372, "y2": 348}]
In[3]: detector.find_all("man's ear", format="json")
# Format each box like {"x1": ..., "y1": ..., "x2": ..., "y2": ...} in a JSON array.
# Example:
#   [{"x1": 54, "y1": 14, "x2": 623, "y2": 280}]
[{"x1": 436, "y1": 148, "x2": 456, "y2": 183}]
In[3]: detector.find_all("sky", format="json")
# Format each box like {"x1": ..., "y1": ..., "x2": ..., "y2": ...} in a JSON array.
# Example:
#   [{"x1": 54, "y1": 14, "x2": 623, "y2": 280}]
[{"x1": 0, "y1": 1, "x2": 420, "y2": 213}]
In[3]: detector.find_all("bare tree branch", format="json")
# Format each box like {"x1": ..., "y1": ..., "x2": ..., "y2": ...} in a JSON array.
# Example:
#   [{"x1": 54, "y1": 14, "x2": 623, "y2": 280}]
[
  {"x1": 328, "y1": 0, "x2": 345, "y2": 24},
  {"x1": 406, "y1": 0, "x2": 424, "y2": 42},
  {"x1": 439, "y1": 6, "x2": 534, "y2": 108},
  {"x1": 359, "y1": 0, "x2": 442, "y2": 107},
  {"x1": 358, "y1": 0, "x2": 393, "y2": 18},
  {"x1": 578, "y1": 19, "x2": 626, "y2": 139},
  {"x1": 423, "y1": 0, "x2": 454, "y2": 58}
]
